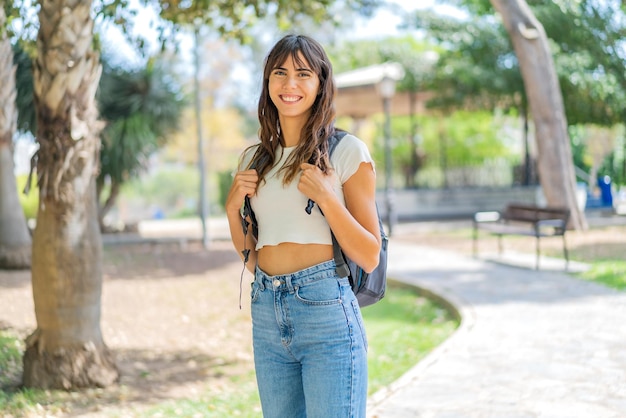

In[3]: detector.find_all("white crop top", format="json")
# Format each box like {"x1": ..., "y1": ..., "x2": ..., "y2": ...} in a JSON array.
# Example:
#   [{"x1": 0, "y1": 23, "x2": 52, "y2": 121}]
[{"x1": 239, "y1": 134, "x2": 375, "y2": 250}]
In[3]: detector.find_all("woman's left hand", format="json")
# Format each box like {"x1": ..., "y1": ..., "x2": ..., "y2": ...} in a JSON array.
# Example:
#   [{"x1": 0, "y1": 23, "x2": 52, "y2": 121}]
[{"x1": 298, "y1": 163, "x2": 336, "y2": 206}]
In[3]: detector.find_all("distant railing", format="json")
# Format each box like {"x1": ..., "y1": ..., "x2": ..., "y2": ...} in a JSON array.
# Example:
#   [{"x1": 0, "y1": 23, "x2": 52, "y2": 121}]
[{"x1": 411, "y1": 159, "x2": 525, "y2": 189}]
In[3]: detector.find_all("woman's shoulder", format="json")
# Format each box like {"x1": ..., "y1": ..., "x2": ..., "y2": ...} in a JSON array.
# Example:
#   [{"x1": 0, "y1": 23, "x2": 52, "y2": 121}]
[
  {"x1": 331, "y1": 132, "x2": 375, "y2": 182},
  {"x1": 333, "y1": 132, "x2": 373, "y2": 161}
]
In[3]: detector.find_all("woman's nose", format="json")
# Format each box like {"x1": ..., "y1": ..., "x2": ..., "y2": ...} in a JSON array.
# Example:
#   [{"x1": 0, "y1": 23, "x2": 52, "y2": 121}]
[{"x1": 283, "y1": 75, "x2": 298, "y2": 88}]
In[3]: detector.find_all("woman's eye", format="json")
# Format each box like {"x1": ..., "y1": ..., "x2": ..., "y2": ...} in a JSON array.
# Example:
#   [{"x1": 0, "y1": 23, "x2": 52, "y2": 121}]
[{"x1": 273, "y1": 70, "x2": 286, "y2": 76}]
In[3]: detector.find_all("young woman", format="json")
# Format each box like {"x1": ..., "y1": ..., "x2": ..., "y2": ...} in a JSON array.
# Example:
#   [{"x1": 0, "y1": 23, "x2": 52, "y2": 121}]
[{"x1": 225, "y1": 34, "x2": 381, "y2": 418}]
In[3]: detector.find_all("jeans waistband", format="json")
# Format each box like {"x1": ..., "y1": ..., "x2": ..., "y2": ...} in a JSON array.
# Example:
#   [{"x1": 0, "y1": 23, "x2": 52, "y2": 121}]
[{"x1": 255, "y1": 260, "x2": 337, "y2": 292}]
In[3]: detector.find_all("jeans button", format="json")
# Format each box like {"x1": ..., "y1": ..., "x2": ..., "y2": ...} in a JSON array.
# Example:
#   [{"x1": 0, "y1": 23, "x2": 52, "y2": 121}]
[{"x1": 273, "y1": 279, "x2": 281, "y2": 287}]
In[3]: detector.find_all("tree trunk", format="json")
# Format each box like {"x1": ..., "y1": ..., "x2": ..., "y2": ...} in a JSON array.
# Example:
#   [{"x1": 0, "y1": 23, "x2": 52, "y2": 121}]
[
  {"x1": 0, "y1": 7, "x2": 32, "y2": 269},
  {"x1": 490, "y1": 0, "x2": 587, "y2": 230},
  {"x1": 97, "y1": 179, "x2": 120, "y2": 231},
  {"x1": 23, "y1": 0, "x2": 118, "y2": 389}
]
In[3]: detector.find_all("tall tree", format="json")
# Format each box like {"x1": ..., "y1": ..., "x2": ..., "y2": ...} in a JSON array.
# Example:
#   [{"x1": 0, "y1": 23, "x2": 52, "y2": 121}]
[
  {"x1": 0, "y1": 6, "x2": 32, "y2": 269},
  {"x1": 23, "y1": 0, "x2": 118, "y2": 388},
  {"x1": 489, "y1": 0, "x2": 586, "y2": 230}
]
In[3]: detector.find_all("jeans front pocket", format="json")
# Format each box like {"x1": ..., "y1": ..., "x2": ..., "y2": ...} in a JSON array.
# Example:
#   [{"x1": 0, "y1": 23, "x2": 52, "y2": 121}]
[
  {"x1": 295, "y1": 277, "x2": 342, "y2": 306},
  {"x1": 351, "y1": 299, "x2": 368, "y2": 352}
]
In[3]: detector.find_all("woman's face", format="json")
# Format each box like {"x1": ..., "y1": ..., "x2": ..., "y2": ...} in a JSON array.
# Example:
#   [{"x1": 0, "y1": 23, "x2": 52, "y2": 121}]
[{"x1": 268, "y1": 52, "x2": 320, "y2": 125}]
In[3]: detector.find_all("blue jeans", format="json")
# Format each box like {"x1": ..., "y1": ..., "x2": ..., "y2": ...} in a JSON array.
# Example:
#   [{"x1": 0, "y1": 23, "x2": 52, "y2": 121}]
[{"x1": 251, "y1": 260, "x2": 368, "y2": 418}]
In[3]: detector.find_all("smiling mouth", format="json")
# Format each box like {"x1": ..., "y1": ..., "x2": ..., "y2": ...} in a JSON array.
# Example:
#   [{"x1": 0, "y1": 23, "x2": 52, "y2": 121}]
[{"x1": 280, "y1": 95, "x2": 302, "y2": 103}]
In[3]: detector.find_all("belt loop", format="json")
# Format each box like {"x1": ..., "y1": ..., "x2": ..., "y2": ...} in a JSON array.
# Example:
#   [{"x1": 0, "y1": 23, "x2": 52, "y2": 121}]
[
  {"x1": 285, "y1": 275, "x2": 295, "y2": 294},
  {"x1": 254, "y1": 270, "x2": 266, "y2": 291}
]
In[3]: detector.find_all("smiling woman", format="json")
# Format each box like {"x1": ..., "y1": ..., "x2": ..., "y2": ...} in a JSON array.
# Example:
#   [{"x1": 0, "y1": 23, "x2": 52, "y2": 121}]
[{"x1": 225, "y1": 34, "x2": 380, "y2": 417}]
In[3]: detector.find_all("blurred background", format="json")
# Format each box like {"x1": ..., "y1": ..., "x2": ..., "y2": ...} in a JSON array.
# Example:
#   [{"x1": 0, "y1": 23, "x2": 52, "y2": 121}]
[{"x1": 9, "y1": 0, "x2": 626, "y2": 236}]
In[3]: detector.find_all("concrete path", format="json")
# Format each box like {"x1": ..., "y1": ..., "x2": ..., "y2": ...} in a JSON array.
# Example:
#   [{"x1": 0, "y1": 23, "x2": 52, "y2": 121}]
[{"x1": 367, "y1": 240, "x2": 626, "y2": 418}]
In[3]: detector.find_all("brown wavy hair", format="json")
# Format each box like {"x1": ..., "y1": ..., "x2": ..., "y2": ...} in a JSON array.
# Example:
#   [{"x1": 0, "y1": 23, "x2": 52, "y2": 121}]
[{"x1": 248, "y1": 34, "x2": 337, "y2": 187}]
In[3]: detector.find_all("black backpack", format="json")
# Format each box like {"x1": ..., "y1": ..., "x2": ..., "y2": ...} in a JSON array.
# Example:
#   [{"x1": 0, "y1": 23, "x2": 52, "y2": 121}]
[{"x1": 242, "y1": 131, "x2": 388, "y2": 307}]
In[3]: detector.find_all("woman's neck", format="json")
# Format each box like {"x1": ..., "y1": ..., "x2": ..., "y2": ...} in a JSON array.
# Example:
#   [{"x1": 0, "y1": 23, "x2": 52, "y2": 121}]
[{"x1": 279, "y1": 117, "x2": 306, "y2": 147}]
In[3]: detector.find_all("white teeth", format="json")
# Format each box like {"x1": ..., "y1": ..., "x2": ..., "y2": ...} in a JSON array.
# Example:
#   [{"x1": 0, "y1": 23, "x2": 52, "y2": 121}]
[{"x1": 282, "y1": 95, "x2": 300, "y2": 102}]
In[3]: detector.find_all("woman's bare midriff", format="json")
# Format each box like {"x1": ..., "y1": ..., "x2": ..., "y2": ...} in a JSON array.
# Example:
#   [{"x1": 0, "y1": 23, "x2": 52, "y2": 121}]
[{"x1": 258, "y1": 242, "x2": 334, "y2": 276}]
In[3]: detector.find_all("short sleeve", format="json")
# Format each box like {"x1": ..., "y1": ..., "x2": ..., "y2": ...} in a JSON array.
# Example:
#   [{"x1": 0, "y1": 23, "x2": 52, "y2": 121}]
[{"x1": 330, "y1": 134, "x2": 375, "y2": 184}]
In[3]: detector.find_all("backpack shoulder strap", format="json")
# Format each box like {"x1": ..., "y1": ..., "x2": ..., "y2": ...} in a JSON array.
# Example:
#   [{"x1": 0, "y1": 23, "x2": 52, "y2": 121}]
[
  {"x1": 242, "y1": 145, "x2": 263, "y2": 240},
  {"x1": 328, "y1": 130, "x2": 348, "y2": 156},
  {"x1": 326, "y1": 131, "x2": 352, "y2": 279}
]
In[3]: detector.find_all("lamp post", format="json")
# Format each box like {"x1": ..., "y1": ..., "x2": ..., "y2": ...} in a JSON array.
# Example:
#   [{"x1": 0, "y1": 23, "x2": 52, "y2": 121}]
[{"x1": 378, "y1": 76, "x2": 397, "y2": 236}]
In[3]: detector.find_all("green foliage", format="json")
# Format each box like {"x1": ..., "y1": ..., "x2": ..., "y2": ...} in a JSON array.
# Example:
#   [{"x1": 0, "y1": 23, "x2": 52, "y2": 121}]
[
  {"x1": 140, "y1": 375, "x2": 261, "y2": 417},
  {"x1": 0, "y1": 331, "x2": 22, "y2": 388},
  {"x1": 98, "y1": 56, "x2": 187, "y2": 186},
  {"x1": 569, "y1": 125, "x2": 592, "y2": 173},
  {"x1": 362, "y1": 284, "x2": 459, "y2": 394},
  {"x1": 412, "y1": 6, "x2": 524, "y2": 113},
  {"x1": 328, "y1": 38, "x2": 383, "y2": 73},
  {"x1": 218, "y1": 170, "x2": 234, "y2": 210},
  {"x1": 2, "y1": 1, "x2": 38, "y2": 46},
  {"x1": 434, "y1": 111, "x2": 509, "y2": 165},
  {"x1": 12, "y1": 45, "x2": 188, "y2": 207},
  {"x1": 100, "y1": 114, "x2": 160, "y2": 183},
  {"x1": 536, "y1": 1, "x2": 626, "y2": 126},
  {"x1": 12, "y1": 43, "x2": 35, "y2": 136},
  {"x1": 0, "y1": 388, "x2": 55, "y2": 418},
  {"x1": 443, "y1": 0, "x2": 493, "y2": 15},
  {"x1": 431, "y1": 0, "x2": 626, "y2": 126},
  {"x1": 16, "y1": 174, "x2": 38, "y2": 220},
  {"x1": 93, "y1": 0, "x2": 379, "y2": 53},
  {"x1": 580, "y1": 261, "x2": 626, "y2": 291},
  {"x1": 371, "y1": 110, "x2": 518, "y2": 188}
]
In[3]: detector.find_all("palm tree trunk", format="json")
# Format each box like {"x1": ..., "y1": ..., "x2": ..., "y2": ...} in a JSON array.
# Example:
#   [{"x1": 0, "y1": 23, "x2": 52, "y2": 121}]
[
  {"x1": 490, "y1": 0, "x2": 587, "y2": 230},
  {"x1": 22, "y1": 0, "x2": 118, "y2": 389},
  {"x1": 0, "y1": 7, "x2": 31, "y2": 269}
]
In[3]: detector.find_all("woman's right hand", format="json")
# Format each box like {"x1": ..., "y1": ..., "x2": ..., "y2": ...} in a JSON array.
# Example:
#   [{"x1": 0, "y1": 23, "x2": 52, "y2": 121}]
[{"x1": 225, "y1": 169, "x2": 259, "y2": 214}]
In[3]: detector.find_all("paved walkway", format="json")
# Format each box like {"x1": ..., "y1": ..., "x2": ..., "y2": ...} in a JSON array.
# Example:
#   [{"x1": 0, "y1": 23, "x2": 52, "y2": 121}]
[{"x1": 367, "y1": 238, "x2": 626, "y2": 418}]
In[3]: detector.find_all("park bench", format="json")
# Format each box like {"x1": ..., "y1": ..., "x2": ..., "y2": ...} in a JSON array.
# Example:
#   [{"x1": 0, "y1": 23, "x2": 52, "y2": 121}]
[{"x1": 473, "y1": 203, "x2": 571, "y2": 270}]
